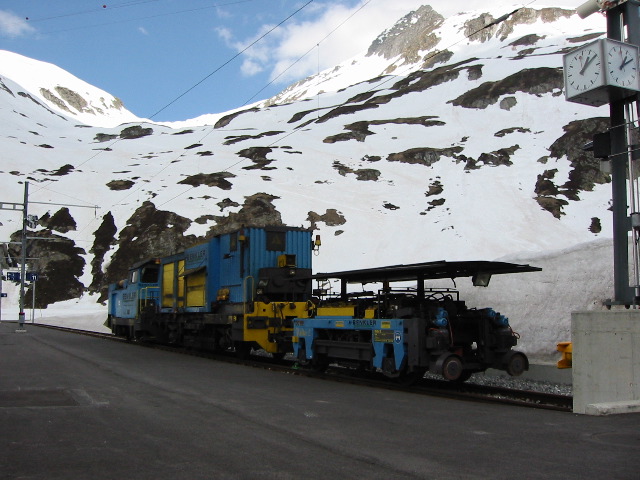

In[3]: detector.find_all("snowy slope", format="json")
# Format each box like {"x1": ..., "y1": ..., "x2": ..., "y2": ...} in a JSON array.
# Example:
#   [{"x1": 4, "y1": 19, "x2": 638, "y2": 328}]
[
  {"x1": 258, "y1": 6, "x2": 605, "y2": 110},
  {"x1": 0, "y1": 50, "x2": 141, "y2": 128},
  {"x1": 0, "y1": 5, "x2": 621, "y2": 361}
]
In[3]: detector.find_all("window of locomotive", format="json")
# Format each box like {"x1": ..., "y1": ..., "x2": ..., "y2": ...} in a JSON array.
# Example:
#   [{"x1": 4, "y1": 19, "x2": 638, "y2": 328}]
[
  {"x1": 141, "y1": 265, "x2": 159, "y2": 283},
  {"x1": 229, "y1": 232, "x2": 238, "y2": 252},
  {"x1": 266, "y1": 231, "x2": 286, "y2": 251},
  {"x1": 129, "y1": 270, "x2": 139, "y2": 284}
]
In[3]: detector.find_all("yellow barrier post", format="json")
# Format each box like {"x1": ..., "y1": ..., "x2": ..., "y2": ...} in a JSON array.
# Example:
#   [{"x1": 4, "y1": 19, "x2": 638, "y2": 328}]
[{"x1": 557, "y1": 341, "x2": 572, "y2": 369}]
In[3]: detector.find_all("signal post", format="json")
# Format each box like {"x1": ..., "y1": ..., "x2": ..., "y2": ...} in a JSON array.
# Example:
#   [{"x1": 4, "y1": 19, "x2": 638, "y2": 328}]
[{"x1": 566, "y1": 0, "x2": 640, "y2": 414}]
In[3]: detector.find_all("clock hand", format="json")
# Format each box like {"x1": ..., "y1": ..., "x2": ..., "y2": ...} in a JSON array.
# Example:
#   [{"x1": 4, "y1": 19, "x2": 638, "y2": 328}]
[
  {"x1": 579, "y1": 55, "x2": 595, "y2": 75},
  {"x1": 620, "y1": 56, "x2": 633, "y2": 70}
]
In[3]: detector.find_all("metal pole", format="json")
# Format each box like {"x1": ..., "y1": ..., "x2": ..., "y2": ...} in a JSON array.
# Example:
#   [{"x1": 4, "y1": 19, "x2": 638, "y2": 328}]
[
  {"x1": 31, "y1": 278, "x2": 35, "y2": 323},
  {"x1": 629, "y1": 3, "x2": 640, "y2": 302},
  {"x1": 18, "y1": 182, "x2": 28, "y2": 329},
  {"x1": 0, "y1": 263, "x2": 3, "y2": 323},
  {"x1": 607, "y1": 4, "x2": 637, "y2": 305},
  {"x1": 626, "y1": 102, "x2": 640, "y2": 300}
]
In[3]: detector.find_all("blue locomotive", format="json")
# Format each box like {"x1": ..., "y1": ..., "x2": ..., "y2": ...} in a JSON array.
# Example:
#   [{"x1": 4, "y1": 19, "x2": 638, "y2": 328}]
[
  {"x1": 108, "y1": 226, "x2": 317, "y2": 357},
  {"x1": 108, "y1": 225, "x2": 540, "y2": 383},
  {"x1": 107, "y1": 258, "x2": 161, "y2": 338}
]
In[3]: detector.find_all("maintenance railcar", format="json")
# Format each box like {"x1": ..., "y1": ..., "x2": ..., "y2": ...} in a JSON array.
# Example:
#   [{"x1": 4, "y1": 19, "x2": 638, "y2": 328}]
[
  {"x1": 108, "y1": 225, "x2": 540, "y2": 383},
  {"x1": 293, "y1": 261, "x2": 540, "y2": 383}
]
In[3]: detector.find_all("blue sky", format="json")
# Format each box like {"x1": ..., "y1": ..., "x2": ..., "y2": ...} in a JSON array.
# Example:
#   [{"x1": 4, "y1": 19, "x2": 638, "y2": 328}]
[{"x1": 0, "y1": 1, "x2": 585, "y2": 122}]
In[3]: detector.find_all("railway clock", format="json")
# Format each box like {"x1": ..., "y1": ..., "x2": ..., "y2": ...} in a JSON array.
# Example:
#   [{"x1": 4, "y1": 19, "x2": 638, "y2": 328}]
[
  {"x1": 564, "y1": 39, "x2": 603, "y2": 105},
  {"x1": 563, "y1": 38, "x2": 640, "y2": 107},
  {"x1": 604, "y1": 38, "x2": 639, "y2": 89}
]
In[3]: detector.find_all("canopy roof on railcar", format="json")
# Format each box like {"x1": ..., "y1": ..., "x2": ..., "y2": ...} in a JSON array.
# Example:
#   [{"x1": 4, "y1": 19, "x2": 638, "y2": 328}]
[{"x1": 313, "y1": 260, "x2": 541, "y2": 285}]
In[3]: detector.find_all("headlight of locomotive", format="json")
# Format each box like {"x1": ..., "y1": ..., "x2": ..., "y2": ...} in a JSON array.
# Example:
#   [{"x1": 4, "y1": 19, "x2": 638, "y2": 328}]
[{"x1": 257, "y1": 279, "x2": 269, "y2": 295}]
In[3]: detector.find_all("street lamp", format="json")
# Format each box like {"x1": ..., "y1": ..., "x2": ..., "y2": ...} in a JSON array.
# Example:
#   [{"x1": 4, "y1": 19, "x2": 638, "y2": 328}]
[{"x1": 577, "y1": 0, "x2": 629, "y2": 18}]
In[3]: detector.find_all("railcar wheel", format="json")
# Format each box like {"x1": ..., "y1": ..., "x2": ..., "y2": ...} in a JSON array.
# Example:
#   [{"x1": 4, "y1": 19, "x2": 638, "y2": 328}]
[
  {"x1": 504, "y1": 350, "x2": 529, "y2": 377},
  {"x1": 439, "y1": 354, "x2": 464, "y2": 382}
]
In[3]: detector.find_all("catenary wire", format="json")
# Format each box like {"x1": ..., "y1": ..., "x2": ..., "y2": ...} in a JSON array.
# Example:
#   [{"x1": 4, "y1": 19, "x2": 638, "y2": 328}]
[
  {"x1": 148, "y1": 0, "x2": 314, "y2": 120},
  {"x1": 155, "y1": 1, "x2": 377, "y2": 206},
  {"x1": 67, "y1": 1, "x2": 315, "y2": 236},
  {"x1": 241, "y1": 0, "x2": 374, "y2": 107},
  {"x1": 28, "y1": 0, "x2": 258, "y2": 35},
  {"x1": 24, "y1": 0, "x2": 167, "y2": 23},
  {"x1": 29, "y1": 0, "x2": 311, "y2": 199}
]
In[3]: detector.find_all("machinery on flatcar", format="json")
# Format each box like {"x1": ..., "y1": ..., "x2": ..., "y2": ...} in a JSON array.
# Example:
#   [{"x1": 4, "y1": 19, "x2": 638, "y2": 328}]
[
  {"x1": 293, "y1": 261, "x2": 540, "y2": 383},
  {"x1": 107, "y1": 226, "x2": 317, "y2": 358}
]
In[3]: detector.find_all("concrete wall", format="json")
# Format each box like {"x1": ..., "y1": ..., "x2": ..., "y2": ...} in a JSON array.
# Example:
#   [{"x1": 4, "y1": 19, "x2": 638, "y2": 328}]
[{"x1": 572, "y1": 310, "x2": 640, "y2": 415}]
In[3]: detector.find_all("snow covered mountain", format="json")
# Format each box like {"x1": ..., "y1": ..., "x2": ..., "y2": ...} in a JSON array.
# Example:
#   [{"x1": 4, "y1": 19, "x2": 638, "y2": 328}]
[
  {"x1": 0, "y1": 50, "x2": 141, "y2": 128},
  {"x1": 0, "y1": 5, "x2": 618, "y2": 360}
]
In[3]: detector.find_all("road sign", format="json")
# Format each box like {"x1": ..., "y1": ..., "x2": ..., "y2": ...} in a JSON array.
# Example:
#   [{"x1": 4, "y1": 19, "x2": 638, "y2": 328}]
[
  {"x1": 26, "y1": 272, "x2": 38, "y2": 282},
  {"x1": 6, "y1": 272, "x2": 20, "y2": 281},
  {"x1": 26, "y1": 214, "x2": 38, "y2": 229}
]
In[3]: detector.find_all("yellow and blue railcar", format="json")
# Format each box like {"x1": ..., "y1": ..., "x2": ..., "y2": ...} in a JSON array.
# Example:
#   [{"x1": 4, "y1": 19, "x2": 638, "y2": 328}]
[
  {"x1": 294, "y1": 261, "x2": 539, "y2": 383},
  {"x1": 109, "y1": 226, "x2": 316, "y2": 356}
]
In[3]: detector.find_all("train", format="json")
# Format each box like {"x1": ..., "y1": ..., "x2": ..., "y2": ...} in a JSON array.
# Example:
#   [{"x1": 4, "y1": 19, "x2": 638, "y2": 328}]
[{"x1": 107, "y1": 225, "x2": 540, "y2": 383}]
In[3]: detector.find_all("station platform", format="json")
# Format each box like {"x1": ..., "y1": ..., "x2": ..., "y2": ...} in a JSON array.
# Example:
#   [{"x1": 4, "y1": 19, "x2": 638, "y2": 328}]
[{"x1": 1, "y1": 322, "x2": 638, "y2": 480}]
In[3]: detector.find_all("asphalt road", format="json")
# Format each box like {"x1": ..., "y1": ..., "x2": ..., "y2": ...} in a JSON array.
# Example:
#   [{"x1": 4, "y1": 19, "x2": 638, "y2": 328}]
[{"x1": 1, "y1": 323, "x2": 638, "y2": 480}]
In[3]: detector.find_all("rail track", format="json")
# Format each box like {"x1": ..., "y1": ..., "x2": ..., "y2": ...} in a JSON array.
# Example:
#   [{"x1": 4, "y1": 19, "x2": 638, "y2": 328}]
[{"x1": 30, "y1": 323, "x2": 573, "y2": 412}]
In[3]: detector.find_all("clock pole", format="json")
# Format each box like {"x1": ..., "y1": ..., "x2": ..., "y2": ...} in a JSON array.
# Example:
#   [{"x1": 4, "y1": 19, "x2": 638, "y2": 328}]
[{"x1": 607, "y1": 1, "x2": 640, "y2": 305}]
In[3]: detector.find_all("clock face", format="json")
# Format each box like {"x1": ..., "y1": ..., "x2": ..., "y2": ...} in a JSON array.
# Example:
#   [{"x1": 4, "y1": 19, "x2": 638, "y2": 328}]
[
  {"x1": 605, "y1": 39, "x2": 639, "y2": 89},
  {"x1": 564, "y1": 43, "x2": 603, "y2": 96},
  {"x1": 563, "y1": 39, "x2": 640, "y2": 106}
]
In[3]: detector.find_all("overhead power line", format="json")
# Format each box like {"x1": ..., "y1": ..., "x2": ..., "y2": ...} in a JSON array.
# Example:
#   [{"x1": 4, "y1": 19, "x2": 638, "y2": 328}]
[
  {"x1": 25, "y1": 0, "x2": 258, "y2": 35},
  {"x1": 148, "y1": 0, "x2": 314, "y2": 120},
  {"x1": 242, "y1": 0, "x2": 374, "y2": 106},
  {"x1": 24, "y1": 0, "x2": 165, "y2": 23},
  {"x1": 66, "y1": 1, "x2": 315, "y2": 235},
  {"x1": 28, "y1": 1, "x2": 312, "y2": 211}
]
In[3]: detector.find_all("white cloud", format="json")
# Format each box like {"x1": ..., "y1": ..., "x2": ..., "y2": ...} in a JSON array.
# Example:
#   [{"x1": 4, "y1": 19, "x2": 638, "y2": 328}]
[
  {"x1": 138, "y1": 26, "x2": 149, "y2": 35},
  {"x1": 215, "y1": 26, "x2": 234, "y2": 45},
  {"x1": 0, "y1": 10, "x2": 36, "y2": 38},
  {"x1": 216, "y1": 6, "x2": 232, "y2": 19},
  {"x1": 237, "y1": 1, "x2": 586, "y2": 85},
  {"x1": 241, "y1": 58, "x2": 264, "y2": 76}
]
